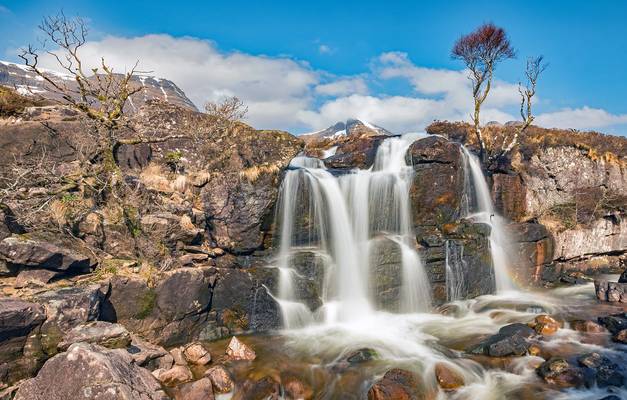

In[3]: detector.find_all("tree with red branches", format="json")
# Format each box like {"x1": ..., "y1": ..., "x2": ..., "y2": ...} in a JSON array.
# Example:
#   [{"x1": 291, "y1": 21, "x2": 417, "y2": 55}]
[{"x1": 452, "y1": 23, "x2": 515, "y2": 161}]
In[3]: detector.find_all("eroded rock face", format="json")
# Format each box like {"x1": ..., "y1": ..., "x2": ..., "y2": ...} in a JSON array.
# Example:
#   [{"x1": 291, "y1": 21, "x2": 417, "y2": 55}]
[
  {"x1": 14, "y1": 343, "x2": 167, "y2": 400},
  {"x1": 101, "y1": 268, "x2": 214, "y2": 347},
  {"x1": 0, "y1": 297, "x2": 46, "y2": 385}
]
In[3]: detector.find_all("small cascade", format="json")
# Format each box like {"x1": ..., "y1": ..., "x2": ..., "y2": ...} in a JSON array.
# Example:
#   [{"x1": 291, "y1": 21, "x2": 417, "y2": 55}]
[
  {"x1": 460, "y1": 147, "x2": 515, "y2": 292},
  {"x1": 444, "y1": 240, "x2": 466, "y2": 301},
  {"x1": 274, "y1": 133, "x2": 431, "y2": 329}
]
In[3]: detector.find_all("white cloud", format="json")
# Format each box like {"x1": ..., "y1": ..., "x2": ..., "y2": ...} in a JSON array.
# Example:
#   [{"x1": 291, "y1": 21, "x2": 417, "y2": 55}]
[
  {"x1": 37, "y1": 34, "x2": 319, "y2": 130},
  {"x1": 315, "y1": 78, "x2": 368, "y2": 96},
  {"x1": 318, "y1": 44, "x2": 332, "y2": 54},
  {"x1": 31, "y1": 36, "x2": 626, "y2": 135},
  {"x1": 535, "y1": 107, "x2": 627, "y2": 131}
]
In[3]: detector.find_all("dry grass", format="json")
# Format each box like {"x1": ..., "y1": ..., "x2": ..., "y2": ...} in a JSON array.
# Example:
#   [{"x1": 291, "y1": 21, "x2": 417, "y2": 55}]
[
  {"x1": 140, "y1": 162, "x2": 189, "y2": 193},
  {"x1": 179, "y1": 214, "x2": 195, "y2": 230},
  {"x1": 239, "y1": 163, "x2": 280, "y2": 183},
  {"x1": 426, "y1": 121, "x2": 627, "y2": 165}
]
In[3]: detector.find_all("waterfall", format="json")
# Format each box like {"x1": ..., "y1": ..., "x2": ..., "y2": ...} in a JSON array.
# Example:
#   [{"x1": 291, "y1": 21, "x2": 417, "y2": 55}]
[
  {"x1": 275, "y1": 133, "x2": 431, "y2": 329},
  {"x1": 460, "y1": 147, "x2": 515, "y2": 292}
]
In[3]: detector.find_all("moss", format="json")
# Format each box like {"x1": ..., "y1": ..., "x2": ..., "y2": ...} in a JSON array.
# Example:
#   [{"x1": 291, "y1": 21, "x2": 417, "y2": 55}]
[
  {"x1": 123, "y1": 206, "x2": 142, "y2": 237},
  {"x1": 136, "y1": 288, "x2": 157, "y2": 320}
]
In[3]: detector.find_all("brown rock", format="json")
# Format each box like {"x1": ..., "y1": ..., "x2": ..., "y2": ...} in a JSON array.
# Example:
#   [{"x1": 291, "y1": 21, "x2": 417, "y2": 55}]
[
  {"x1": 537, "y1": 357, "x2": 584, "y2": 388},
  {"x1": 570, "y1": 320, "x2": 607, "y2": 333},
  {"x1": 528, "y1": 344, "x2": 542, "y2": 357},
  {"x1": 283, "y1": 375, "x2": 313, "y2": 400},
  {"x1": 368, "y1": 369, "x2": 420, "y2": 400},
  {"x1": 14, "y1": 269, "x2": 60, "y2": 288},
  {"x1": 613, "y1": 329, "x2": 627, "y2": 344},
  {"x1": 170, "y1": 347, "x2": 187, "y2": 366},
  {"x1": 153, "y1": 365, "x2": 193, "y2": 387},
  {"x1": 226, "y1": 336, "x2": 256, "y2": 361},
  {"x1": 204, "y1": 365, "x2": 234, "y2": 393},
  {"x1": 175, "y1": 377, "x2": 214, "y2": 400},
  {"x1": 434, "y1": 362, "x2": 464, "y2": 390},
  {"x1": 183, "y1": 342, "x2": 211, "y2": 365},
  {"x1": 232, "y1": 376, "x2": 279, "y2": 400}
]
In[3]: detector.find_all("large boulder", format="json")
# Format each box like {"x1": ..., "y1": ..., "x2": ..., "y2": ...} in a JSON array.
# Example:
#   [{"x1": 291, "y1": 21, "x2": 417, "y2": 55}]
[
  {"x1": 324, "y1": 135, "x2": 388, "y2": 169},
  {"x1": 32, "y1": 285, "x2": 104, "y2": 356},
  {"x1": 0, "y1": 236, "x2": 91, "y2": 273},
  {"x1": 368, "y1": 368, "x2": 422, "y2": 400},
  {"x1": 57, "y1": 321, "x2": 132, "y2": 351},
  {"x1": 101, "y1": 268, "x2": 215, "y2": 346},
  {"x1": 468, "y1": 323, "x2": 535, "y2": 357},
  {"x1": 407, "y1": 136, "x2": 465, "y2": 228},
  {"x1": 0, "y1": 297, "x2": 46, "y2": 385},
  {"x1": 14, "y1": 342, "x2": 167, "y2": 400}
]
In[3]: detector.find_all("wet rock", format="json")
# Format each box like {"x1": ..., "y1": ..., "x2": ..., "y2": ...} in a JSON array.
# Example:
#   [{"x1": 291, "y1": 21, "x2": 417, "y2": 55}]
[
  {"x1": 595, "y1": 281, "x2": 627, "y2": 303},
  {"x1": 537, "y1": 357, "x2": 584, "y2": 388},
  {"x1": 407, "y1": 136, "x2": 465, "y2": 228},
  {"x1": 613, "y1": 329, "x2": 627, "y2": 344},
  {"x1": 204, "y1": 365, "x2": 234, "y2": 393},
  {"x1": 57, "y1": 321, "x2": 131, "y2": 351},
  {"x1": 435, "y1": 362, "x2": 464, "y2": 390},
  {"x1": 577, "y1": 353, "x2": 625, "y2": 388},
  {"x1": 283, "y1": 375, "x2": 313, "y2": 400},
  {"x1": 369, "y1": 237, "x2": 403, "y2": 311},
  {"x1": 0, "y1": 236, "x2": 91, "y2": 272},
  {"x1": 232, "y1": 376, "x2": 280, "y2": 400},
  {"x1": 324, "y1": 135, "x2": 388, "y2": 169},
  {"x1": 345, "y1": 348, "x2": 378, "y2": 364},
  {"x1": 367, "y1": 368, "x2": 421, "y2": 400},
  {"x1": 174, "y1": 377, "x2": 214, "y2": 400},
  {"x1": 598, "y1": 313, "x2": 627, "y2": 334},
  {"x1": 183, "y1": 342, "x2": 211, "y2": 365},
  {"x1": 530, "y1": 315, "x2": 561, "y2": 335},
  {"x1": 0, "y1": 297, "x2": 46, "y2": 384},
  {"x1": 14, "y1": 342, "x2": 167, "y2": 400},
  {"x1": 226, "y1": 336, "x2": 256, "y2": 361},
  {"x1": 468, "y1": 324, "x2": 534, "y2": 357},
  {"x1": 619, "y1": 270, "x2": 627, "y2": 283},
  {"x1": 153, "y1": 365, "x2": 193, "y2": 387},
  {"x1": 570, "y1": 320, "x2": 607, "y2": 333},
  {"x1": 210, "y1": 267, "x2": 281, "y2": 336},
  {"x1": 499, "y1": 323, "x2": 536, "y2": 338}
]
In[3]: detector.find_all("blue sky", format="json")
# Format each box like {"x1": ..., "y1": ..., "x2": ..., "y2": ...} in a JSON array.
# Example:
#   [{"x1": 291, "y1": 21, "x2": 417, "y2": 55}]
[{"x1": 1, "y1": 0, "x2": 626, "y2": 135}]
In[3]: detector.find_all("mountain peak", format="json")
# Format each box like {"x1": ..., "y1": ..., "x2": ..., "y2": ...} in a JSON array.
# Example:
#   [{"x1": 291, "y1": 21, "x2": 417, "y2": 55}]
[
  {"x1": 0, "y1": 60, "x2": 197, "y2": 112},
  {"x1": 301, "y1": 119, "x2": 392, "y2": 142}
]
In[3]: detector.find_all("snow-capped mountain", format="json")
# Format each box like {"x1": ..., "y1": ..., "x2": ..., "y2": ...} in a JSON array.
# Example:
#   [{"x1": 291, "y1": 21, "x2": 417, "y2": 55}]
[
  {"x1": 0, "y1": 60, "x2": 197, "y2": 112},
  {"x1": 301, "y1": 119, "x2": 393, "y2": 142}
]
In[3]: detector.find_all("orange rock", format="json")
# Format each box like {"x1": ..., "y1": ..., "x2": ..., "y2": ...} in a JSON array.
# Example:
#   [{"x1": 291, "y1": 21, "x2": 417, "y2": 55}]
[
  {"x1": 434, "y1": 362, "x2": 464, "y2": 390},
  {"x1": 204, "y1": 365, "x2": 234, "y2": 393},
  {"x1": 528, "y1": 344, "x2": 542, "y2": 357},
  {"x1": 532, "y1": 315, "x2": 560, "y2": 336}
]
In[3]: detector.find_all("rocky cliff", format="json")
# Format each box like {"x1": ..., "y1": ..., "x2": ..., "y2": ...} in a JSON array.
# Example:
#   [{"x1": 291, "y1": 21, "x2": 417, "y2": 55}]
[{"x1": 427, "y1": 121, "x2": 627, "y2": 285}]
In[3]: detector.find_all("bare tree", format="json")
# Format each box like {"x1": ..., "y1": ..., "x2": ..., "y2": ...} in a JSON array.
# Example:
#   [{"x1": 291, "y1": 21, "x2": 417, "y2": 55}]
[
  {"x1": 204, "y1": 96, "x2": 248, "y2": 131},
  {"x1": 452, "y1": 23, "x2": 515, "y2": 161},
  {"x1": 501, "y1": 56, "x2": 548, "y2": 156},
  {"x1": 18, "y1": 12, "x2": 188, "y2": 185}
]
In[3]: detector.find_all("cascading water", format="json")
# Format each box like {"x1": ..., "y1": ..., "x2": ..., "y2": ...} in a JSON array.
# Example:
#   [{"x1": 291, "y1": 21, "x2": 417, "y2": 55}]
[
  {"x1": 274, "y1": 133, "x2": 431, "y2": 328},
  {"x1": 460, "y1": 146, "x2": 516, "y2": 292}
]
